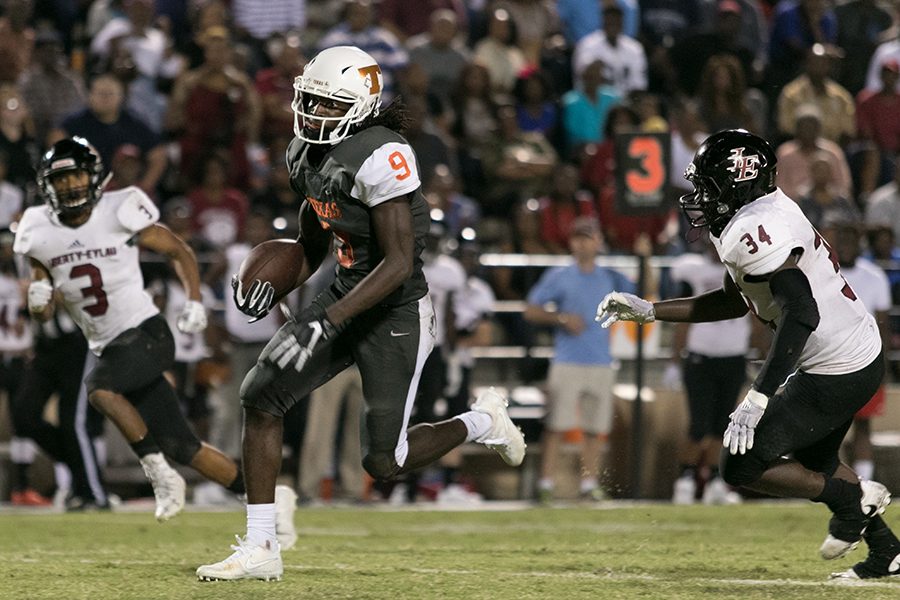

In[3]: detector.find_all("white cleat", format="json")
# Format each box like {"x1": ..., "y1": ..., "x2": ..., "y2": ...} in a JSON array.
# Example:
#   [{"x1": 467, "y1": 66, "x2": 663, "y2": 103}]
[
  {"x1": 860, "y1": 479, "x2": 891, "y2": 518},
  {"x1": 702, "y1": 477, "x2": 742, "y2": 506},
  {"x1": 472, "y1": 387, "x2": 526, "y2": 467},
  {"x1": 196, "y1": 536, "x2": 283, "y2": 581},
  {"x1": 672, "y1": 475, "x2": 696, "y2": 505},
  {"x1": 140, "y1": 452, "x2": 186, "y2": 522},
  {"x1": 820, "y1": 479, "x2": 892, "y2": 560},
  {"x1": 274, "y1": 485, "x2": 298, "y2": 551}
]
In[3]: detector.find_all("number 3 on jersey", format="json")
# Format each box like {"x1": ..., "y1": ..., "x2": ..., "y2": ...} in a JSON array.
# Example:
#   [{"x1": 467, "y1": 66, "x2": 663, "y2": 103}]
[
  {"x1": 740, "y1": 225, "x2": 773, "y2": 254},
  {"x1": 71, "y1": 263, "x2": 108, "y2": 316}
]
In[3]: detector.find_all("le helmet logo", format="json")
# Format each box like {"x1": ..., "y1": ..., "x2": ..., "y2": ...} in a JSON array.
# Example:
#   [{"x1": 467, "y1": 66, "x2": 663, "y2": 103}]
[
  {"x1": 726, "y1": 147, "x2": 761, "y2": 182},
  {"x1": 357, "y1": 65, "x2": 382, "y2": 95}
]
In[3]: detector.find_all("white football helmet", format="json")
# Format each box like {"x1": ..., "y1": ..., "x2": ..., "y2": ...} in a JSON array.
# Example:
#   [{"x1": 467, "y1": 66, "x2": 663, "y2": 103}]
[{"x1": 291, "y1": 46, "x2": 383, "y2": 145}]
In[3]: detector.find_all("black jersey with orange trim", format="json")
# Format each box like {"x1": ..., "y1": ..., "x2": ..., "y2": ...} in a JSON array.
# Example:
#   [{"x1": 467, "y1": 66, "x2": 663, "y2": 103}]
[{"x1": 286, "y1": 126, "x2": 429, "y2": 306}]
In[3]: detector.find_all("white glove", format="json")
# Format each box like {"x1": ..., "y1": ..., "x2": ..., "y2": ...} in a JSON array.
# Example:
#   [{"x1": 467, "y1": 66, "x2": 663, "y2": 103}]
[
  {"x1": 269, "y1": 309, "x2": 337, "y2": 373},
  {"x1": 595, "y1": 292, "x2": 655, "y2": 328},
  {"x1": 662, "y1": 362, "x2": 682, "y2": 390},
  {"x1": 723, "y1": 389, "x2": 769, "y2": 455},
  {"x1": 27, "y1": 279, "x2": 54, "y2": 313},
  {"x1": 177, "y1": 300, "x2": 207, "y2": 334}
]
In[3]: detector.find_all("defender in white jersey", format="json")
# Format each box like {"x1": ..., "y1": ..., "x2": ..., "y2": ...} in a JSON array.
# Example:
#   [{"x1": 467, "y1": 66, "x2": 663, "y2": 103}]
[
  {"x1": 15, "y1": 138, "x2": 297, "y2": 540},
  {"x1": 597, "y1": 130, "x2": 900, "y2": 580}
]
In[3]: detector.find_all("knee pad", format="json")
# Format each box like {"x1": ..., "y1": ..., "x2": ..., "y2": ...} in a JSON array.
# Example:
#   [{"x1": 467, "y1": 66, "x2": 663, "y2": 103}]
[
  {"x1": 240, "y1": 363, "x2": 299, "y2": 418},
  {"x1": 720, "y1": 448, "x2": 767, "y2": 487},
  {"x1": 132, "y1": 377, "x2": 201, "y2": 465},
  {"x1": 362, "y1": 452, "x2": 401, "y2": 480}
]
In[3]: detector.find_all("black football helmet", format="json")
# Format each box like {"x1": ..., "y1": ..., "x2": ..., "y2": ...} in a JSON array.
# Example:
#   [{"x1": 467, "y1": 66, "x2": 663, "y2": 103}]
[
  {"x1": 37, "y1": 137, "x2": 105, "y2": 216},
  {"x1": 680, "y1": 129, "x2": 777, "y2": 236}
]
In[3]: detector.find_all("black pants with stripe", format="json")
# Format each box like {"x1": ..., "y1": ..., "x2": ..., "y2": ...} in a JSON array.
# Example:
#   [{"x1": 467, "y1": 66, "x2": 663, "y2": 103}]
[
  {"x1": 11, "y1": 332, "x2": 108, "y2": 504},
  {"x1": 242, "y1": 287, "x2": 435, "y2": 470}
]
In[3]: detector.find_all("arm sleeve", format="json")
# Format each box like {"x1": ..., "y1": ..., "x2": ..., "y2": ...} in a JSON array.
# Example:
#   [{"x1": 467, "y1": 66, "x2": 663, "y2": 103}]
[{"x1": 753, "y1": 267, "x2": 820, "y2": 396}]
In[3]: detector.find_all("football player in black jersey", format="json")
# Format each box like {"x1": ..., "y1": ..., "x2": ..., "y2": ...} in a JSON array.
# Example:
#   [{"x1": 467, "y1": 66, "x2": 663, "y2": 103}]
[{"x1": 197, "y1": 46, "x2": 526, "y2": 582}]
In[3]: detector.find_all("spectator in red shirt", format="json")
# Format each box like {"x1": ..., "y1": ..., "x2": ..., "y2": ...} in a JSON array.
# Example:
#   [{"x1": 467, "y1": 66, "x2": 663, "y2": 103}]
[
  {"x1": 856, "y1": 59, "x2": 900, "y2": 198},
  {"x1": 537, "y1": 163, "x2": 596, "y2": 254},
  {"x1": 166, "y1": 26, "x2": 261, "y2": 190},
  {"x1": 254, "y1": 34, "x2": 305, "y2": 146},
  {"x1": 187, "y1": 151, "x2": 250, "y2": 250}
]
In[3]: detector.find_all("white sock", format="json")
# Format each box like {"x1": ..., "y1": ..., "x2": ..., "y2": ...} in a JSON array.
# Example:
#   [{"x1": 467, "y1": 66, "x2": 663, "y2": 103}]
[
  {"x1": 246, "y1": 503, "x2": 277, "y2": 547},
  {"x1": 54, "y1": 463, "x2": 72, "y2": 492},
  {"x1": 854, "y1": 460, "x2": 875, "y2": 481},
  {"x1": 454, "y1": 411, "x2": 493, "y2": 442},
  {"x1": 538, "y1": 478, "x2": 554, "y2": 492},
  {"x1": 580, "y1": 478, "x2": 598, "y2": 493}
]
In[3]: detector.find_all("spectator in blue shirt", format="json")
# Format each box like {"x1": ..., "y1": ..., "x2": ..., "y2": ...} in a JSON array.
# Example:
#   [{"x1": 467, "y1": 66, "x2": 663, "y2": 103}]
[
  {"x1": 524, "y1": 216, "x2": 635, "y2": 503},
  {"x1": 562, "y1": 60, "x2": 621, "y2": 158}
]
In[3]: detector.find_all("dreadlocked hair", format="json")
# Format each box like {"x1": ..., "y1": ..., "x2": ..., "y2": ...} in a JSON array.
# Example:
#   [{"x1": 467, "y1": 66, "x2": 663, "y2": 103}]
[{"x1": 353, "y1": 98, "x2": 410, "y2": 135}]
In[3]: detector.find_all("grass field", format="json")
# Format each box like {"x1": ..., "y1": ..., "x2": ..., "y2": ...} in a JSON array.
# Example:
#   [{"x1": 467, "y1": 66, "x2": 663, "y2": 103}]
[{"x1": 2, "y1": 501, "x2": 900, "y2": 600}]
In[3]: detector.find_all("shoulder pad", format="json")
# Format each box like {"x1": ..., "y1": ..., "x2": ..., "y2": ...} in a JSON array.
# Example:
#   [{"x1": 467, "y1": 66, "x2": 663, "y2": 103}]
[
  {"x1": 12, "y1": 206, "x2": 49, "y2": 256},
  {"x1": 351, "y1": 141, "x2": 420, "y2": 208},
  {"x1": 720, "y1": 216, "x2": 798, "y2": 276},
  {"x1": 114, "y1": 187, "x2": 160, "y2": 233}
]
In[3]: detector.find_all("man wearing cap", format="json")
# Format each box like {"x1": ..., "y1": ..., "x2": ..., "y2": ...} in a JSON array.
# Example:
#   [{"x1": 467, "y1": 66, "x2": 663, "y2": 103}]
[
  {"x1": 524, "y1": 217, "x2": 635, "y2": 503},
  {"x1": 777, "y1": 43, "x2": 856, "y2": 145},
  {"x1": 865, "y1": 34, "x2": 900, "y2": 94}
]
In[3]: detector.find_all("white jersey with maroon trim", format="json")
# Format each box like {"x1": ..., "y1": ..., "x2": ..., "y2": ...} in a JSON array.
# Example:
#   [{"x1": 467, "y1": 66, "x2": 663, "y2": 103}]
[
  {"x1": 13, "y1": 186, "x2": 161, "y2": 355},
  {"x1": 711, "y1": 189, "x2": 881, "y2": 375}
]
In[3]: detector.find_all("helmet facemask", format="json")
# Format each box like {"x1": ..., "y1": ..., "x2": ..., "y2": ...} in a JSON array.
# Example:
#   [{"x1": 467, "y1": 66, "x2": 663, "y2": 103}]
[
  {"x1": 680, "y1": 164, "x2": 734, "y2": 236},
  {"x1": 50, "y1": 170, "x2": 92, "y2": 212},
  {"x1": 41, "y1": 166, "x2": 103, "y2": 218}
]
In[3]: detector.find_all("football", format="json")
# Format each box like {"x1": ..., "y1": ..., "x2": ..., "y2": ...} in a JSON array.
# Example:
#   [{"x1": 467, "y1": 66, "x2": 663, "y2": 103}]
[{"x1": 237, "y1": 238, "x2": 306, "y2": 303}]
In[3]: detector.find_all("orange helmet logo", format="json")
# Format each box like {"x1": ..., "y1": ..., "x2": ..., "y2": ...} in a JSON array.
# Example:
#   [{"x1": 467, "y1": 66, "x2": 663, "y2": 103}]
[{"x1": 357, "y1": 65, "x2": 382, "y2": 95}]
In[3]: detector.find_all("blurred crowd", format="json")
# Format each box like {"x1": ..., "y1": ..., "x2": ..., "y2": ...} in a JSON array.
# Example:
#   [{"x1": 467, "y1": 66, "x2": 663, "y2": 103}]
[{"x1": 2, "y1": 0, "x2": 900, "y2": 504}]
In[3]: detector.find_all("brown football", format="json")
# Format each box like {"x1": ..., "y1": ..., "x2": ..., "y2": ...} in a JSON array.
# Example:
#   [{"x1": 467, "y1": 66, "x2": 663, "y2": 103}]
[{"x1": 237, "y1": 239, "x2": 305, "y2": 303}]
